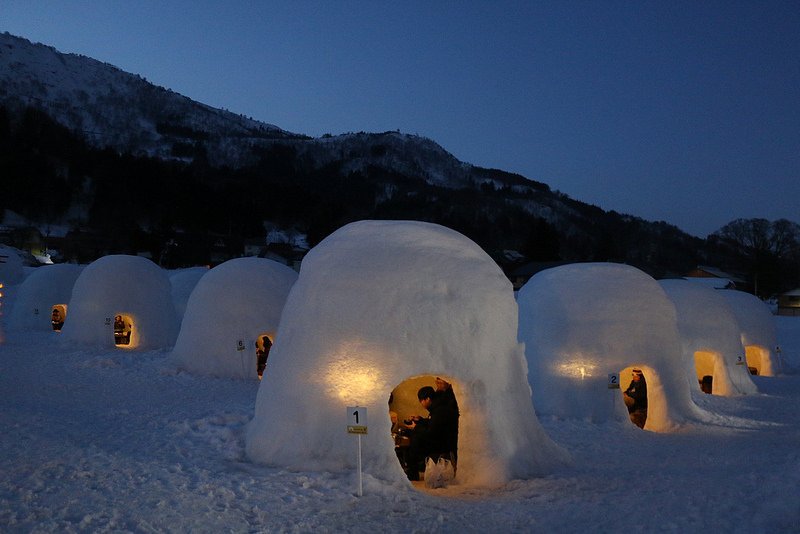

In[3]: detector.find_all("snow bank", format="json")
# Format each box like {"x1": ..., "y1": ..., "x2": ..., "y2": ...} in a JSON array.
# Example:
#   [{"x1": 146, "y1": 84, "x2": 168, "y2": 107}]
[
  {"x1": 7, "y1": 263, "x2": 84, "y2": 331},
  {"x1": 659, "y1": 280, "x2": 757, "y2": 396},
  {"x1": 246, "y1": 220, "x2": 568, "y2": 487},
  {"x1": 61, "y1": 255, "x2": 179, "y2": 350},
  {"x1": 518, "y1": 263, "x2": 704, "y2": 432},
  {"x1": 169, "y1": 258, "x2": 297, "y2": 380},
  {"x1": 720, "y1": 290, "x2": 780, "y2": 376}
]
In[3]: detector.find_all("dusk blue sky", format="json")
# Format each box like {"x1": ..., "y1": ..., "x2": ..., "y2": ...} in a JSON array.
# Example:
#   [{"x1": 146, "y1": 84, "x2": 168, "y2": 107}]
[{"x1": 3, "y1": 1, "x2": 798, "y2": 237}]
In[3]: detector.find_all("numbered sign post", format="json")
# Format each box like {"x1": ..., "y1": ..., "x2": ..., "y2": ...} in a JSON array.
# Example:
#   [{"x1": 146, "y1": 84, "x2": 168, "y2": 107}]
[
  {"x1": 608, "y1": 373, "x2": 620, "y2": 415},
  {"x1": 347, "y1": 406, "x2": 368, "y2": 497}
]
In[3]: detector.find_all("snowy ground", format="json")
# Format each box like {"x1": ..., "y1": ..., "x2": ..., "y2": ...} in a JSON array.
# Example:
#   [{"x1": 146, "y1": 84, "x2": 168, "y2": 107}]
[{"x1": 1, "y1": 295, "x2": 800, "y2": 533}]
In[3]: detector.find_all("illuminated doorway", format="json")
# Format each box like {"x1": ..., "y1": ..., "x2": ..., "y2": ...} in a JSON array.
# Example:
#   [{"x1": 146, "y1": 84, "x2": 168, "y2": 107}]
[
  {"x1": 620, "y1": 366, "x2": 648, "y2": 429},
  {"x1": 694, "y1": 350, "x2": 721, "y2": 394},
  {"x1": 388, "y1": 375, "x2": 459, "y2": 484},
  {"x1": 255, "y1": 333, "x2": 273, "y2": 379},
  {"x1": 744, "y1": 345, "x2": 771, "y2": 376},
  {"x1": 51, "y1": 304, "x2": 67, "y2": 332},
  {"x1": 113, "y1": 314, "x2": 133, "y2": 347}
]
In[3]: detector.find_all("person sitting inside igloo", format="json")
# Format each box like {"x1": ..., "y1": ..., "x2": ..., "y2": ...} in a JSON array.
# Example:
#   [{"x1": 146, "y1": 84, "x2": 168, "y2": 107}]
[
  {"x1": 623, "y1": 368, "x2": 648, "y2": 429},
  {"x1": 404, "y1": 378, "x2": 459, "y2": 481}
]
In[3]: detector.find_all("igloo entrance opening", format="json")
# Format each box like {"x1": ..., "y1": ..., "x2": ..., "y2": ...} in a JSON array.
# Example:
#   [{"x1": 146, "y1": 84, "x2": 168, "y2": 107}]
[
  {"x1": 694, "y1": 350, "x2": 720, "y2": 394},
  {"x1": 51, "y1": 304, "x2": 67, "y2": 332},
  {"x1": 620, "y1": 366, "x2": 648, "y2": 429},
  {"x1": 255, "y1": 333, "x2": 273, "y2": 379},
  {"x1": 745, "y1": 345, "x2": 768, "y2": 375},
  {"x1": 113, "y1": 314, "x2": 133, "y2": 347},
  {"x1": 388, "y1": 375, "x2": 460, "y2": 484}
]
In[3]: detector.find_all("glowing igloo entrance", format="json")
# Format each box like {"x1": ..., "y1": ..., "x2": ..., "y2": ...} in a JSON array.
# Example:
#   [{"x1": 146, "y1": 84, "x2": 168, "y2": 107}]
[
  {"x1": 744, "y1": 345, "x2": 770, "y2": 375},
  {"x1": 388, "y1": 375, "x2": 459, "y2": 483},
  {"x1": 620, "y1": 366, "x2": 650, "y2": 429},
  {"x1": 113, "y1": 314, "x2": 133, "y2": 347},
  {"x1": 255, "y1": 333, "x2": 273, "y2": 379},
  {"x1": 50, "y1": 304, "x2": 67, "y2": 331}
]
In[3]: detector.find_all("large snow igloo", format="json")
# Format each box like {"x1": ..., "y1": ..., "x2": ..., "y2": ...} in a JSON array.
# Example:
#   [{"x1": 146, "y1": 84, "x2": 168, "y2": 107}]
[
  {"x1": 719, "y1": 289, "x2": 779, "y2": 376},
  {"x1": 8, "y1": 263, "x2": 84, "y2": 332},
  {"x1": 170, "y1": 258, "x2": 298, "y2": 379},
  {"x1": 245, "y1": 220, "x2": 568, "y2": 487},
  {"x1": 659, "y1": 279, "x2": 757, "y2": 396},
  {"x1": 518, "y1": 262, "x2": 702, "y2": 432},
  {"x1": 61, "y1": 255, "x2": 179, "y2": 350}
]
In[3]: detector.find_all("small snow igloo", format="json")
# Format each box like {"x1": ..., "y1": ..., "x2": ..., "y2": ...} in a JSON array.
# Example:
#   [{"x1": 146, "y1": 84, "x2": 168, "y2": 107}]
[
  {"x1": 61, "y1": 255, "x2": 179, "y2": 350},
  {"x1": 518, "y1": 263, "x2": 701, "y2": 432},
  {"x1": 246, "y1": 220, "x2": 568, "y2": 487},
  {"x1": 659, "y1": 280, "x2": 757, "y2": 396},
  {"x1": 170, "y1": 258, "x2": 297, "y2": 379},
  {"x1": 8, "y1": 263, "x2": 84, "y2": 332},
  {"x1": 719, "y1": 289, "x2": 779, "y2": 376}
]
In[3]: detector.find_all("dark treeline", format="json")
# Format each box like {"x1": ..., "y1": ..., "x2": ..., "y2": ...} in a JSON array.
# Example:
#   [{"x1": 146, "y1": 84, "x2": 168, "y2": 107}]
[{"x1": 2, "y1": 104, "x2": 798, "y2": 297}]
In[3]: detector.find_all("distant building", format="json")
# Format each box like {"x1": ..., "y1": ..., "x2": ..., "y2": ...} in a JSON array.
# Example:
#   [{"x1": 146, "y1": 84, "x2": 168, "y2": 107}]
[
  {"x1": 778, "y1": 289, "x2": 800, "y2": 317},
  {"x1": 684, "y1": 265, "x2": 750, "y2": 293}
]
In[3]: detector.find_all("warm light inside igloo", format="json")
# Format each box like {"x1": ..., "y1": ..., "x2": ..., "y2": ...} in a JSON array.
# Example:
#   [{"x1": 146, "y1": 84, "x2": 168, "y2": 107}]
[
  {"x1": 745, "y1": 345, "x2": 769, "y2": 375},
  {"x1": 694, "y1": 350, "x2": 719, "y2": 394},
  {"x1": 51, "y1": 304, "x2": 67, "y2": 332},
  {"x1": 113, "y1": 313, "x2": 134, "y2": 348}
]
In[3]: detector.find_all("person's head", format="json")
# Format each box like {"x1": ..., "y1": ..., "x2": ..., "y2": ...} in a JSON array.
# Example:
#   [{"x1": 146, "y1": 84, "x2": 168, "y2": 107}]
[
  {"x1": 632, "y1": 369, "x2": 643, "y2": 381},
  {"x1": 417, "y1": 386, "x2": 436, "y2": 410}
]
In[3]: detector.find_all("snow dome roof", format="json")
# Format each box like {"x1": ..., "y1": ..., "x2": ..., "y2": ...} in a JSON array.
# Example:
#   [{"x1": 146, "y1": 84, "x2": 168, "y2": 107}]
[
  {"x1": 61, "y1": 255, "x2": 179, "y2": 350},
  {"x1": 169, "y1": 258, "x2": 297, "y2": 379},
  {"x1": 168, "y1": 266, "x2": 210, "y2": 322},
  {"x1": 719, "y1": 290, "x2": 779, "y2": 376},
  {"x1": 7, "y1": 263, "x2": 84, "y2": 331},
  {"x1": 246, "y1": 220, "x2": 568, "y2": 487},
  {"x1": 659, "y1": 280, "x2": 757, "y2": 396},
  {"x1": 518, "y1": 262, "x2": 703, "y2": 432}
]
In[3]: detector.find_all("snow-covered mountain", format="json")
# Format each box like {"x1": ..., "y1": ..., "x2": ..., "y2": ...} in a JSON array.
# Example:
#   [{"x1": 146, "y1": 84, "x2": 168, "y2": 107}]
[{"x1": 0, "y1": 32, "x2": 489, "y2": 190}]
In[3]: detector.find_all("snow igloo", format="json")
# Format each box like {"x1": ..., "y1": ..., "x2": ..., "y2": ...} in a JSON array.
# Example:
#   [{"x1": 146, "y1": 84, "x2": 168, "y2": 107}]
[
  {"x1": 7, "y1": 263, "x2": 84, "y2": 332},
  {"x1": 170, "y1": 258, "x2": 297, "y2": 380},
  {"x1": 246, "y1": 220, "x2": 568, "y2": 487},
  {"x1": 659, "y1": 280, "x2": 757, "y2": 396},
  {"x1": 61, "y1": 255, "x2": 179, "y2": 350},
  {"x1": 518, "y1": 263, "x2": 702, "y2": 432},
  {"x1": 719, "y1": 289, "x2": 779, "y2": 376}
]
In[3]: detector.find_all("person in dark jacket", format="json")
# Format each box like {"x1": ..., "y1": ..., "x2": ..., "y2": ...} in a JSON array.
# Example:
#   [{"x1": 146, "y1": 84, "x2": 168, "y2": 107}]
[
  {"x1": 623, "y1": 368, "x2": 648, "y2": 429},
  {"x1": 404, "y1": 383, "x2": 460, "y2": 481}
]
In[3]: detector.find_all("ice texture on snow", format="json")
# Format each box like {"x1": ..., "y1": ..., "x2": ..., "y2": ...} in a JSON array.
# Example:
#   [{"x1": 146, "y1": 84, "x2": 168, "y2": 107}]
[
  {"x1": 720, "y1": 289, "x2": 780, "y2": 376},
  {"x1": 518, "y1": 262, "x2": 705, "y2": 432},
  {"x1": 169, "y1": 258, "x2": 297, "y2": 379},
  {"x1": 7, "y1": 263, "x2": 84, "y2": 331},
  {"x1": 246, "y1": 220, "x2": 569, "y2": 486},
  {"x1": 659, "y1": 279, "x2": 758, "y2": 396},
  {"x1": 60, "y1": 255, "x2": 179, "y2": 350}
]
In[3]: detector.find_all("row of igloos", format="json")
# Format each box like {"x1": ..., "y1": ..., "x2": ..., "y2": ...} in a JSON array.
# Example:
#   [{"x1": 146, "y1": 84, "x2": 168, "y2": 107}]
[{"x1": 47, "y1": 304, "x2": 275, "y2": 379}]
